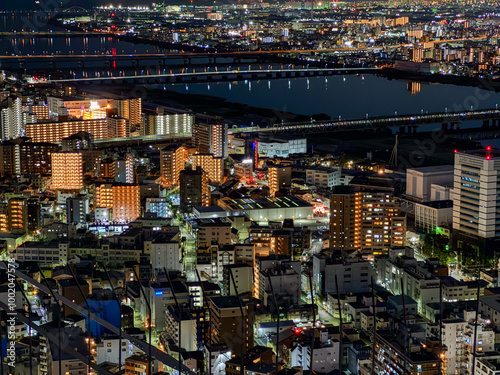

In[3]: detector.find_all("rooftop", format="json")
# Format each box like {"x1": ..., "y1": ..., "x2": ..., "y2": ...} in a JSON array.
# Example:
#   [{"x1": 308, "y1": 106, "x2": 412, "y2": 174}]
[{"x1": 219, "y1": 196, "x2": 312, "y2": 211}]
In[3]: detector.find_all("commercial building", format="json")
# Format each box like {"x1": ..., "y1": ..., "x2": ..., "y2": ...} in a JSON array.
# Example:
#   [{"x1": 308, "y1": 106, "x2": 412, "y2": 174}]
[
  {"x1": 415, "y1": 200, "x2": 453, "y2": 233},
  {"x1": 217, "y1": 196, "x2": 313, "y2": 222},
  {"x1": 329, "y1": 187, "x2": 406, "y2": 254},
  {"x1": 453, "y1": 147, "x2": 500, "y2": 246},
  {"x1": 51, "y1": 152, "x2": 84, "y2": 190},
  {"x1": 406, "y1": 165, "x2": 454, "y2": 202}
]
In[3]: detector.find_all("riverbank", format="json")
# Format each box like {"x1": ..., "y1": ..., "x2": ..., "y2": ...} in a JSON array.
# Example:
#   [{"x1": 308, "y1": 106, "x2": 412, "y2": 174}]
[{"x1": 79, "y1": 84, "x2": 323, "y2": 127}]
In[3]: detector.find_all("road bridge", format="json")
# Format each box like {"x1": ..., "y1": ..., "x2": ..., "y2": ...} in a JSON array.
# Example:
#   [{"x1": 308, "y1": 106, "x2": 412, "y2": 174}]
[
  {"x1": 36, "y1": 67, "x2": 379, "y2": 84},
  {"x1": 229, "y1": 108, "x2": 500, "y2": 135}
]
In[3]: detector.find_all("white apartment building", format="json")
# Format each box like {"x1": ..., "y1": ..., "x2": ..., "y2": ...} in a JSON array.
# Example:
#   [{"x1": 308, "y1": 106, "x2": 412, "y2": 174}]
[
  {"x1": 95, "y1": 330, "x2": 146, "y2": 365},
  {"x1": 291, "y1": 333, "x2": 340, "y2": 374},
  {"x1": 165, "y1": 305, "x2": 198, "y2": 352},
  {"x1": 149, "y1": 233, "x2": 182, "y2": 272},
  {"x1": 1, "y1": 96, "x2": 23, "y2": 139},
  {"x1": 153, "y1": 112, "x2": 193, "y2": 136}
]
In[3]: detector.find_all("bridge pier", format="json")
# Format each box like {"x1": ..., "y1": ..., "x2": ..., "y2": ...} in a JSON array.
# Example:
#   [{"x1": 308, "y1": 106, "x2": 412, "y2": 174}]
[
  {"x1": 441, "y1": 122, "x2": 449, "y2": 131},
  {"x1": 409, "y1": 125, "x2": 418, "y2": 133},
  {"x1": 399, "y1": 126, "x2": 406, "y2": 134},
  {"x1": 483, "y1": 119, "x2": 491, "y2": 128},
  {"x1": 452, "y1": 122, "x2": 461, "y2": 130}
]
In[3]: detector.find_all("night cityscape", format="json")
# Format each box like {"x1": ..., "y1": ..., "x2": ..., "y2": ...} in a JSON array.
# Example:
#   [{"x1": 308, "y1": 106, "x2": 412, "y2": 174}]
[{"x1": 1, "y1": 1, "x2": 500, "y2": 375}]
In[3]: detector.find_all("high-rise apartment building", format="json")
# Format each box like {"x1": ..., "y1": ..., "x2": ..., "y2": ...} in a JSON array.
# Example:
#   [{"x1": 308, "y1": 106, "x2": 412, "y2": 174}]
[
  {"x1": 160, "y1": 145, "x2": 189, "y2": 186},
  {"x1": 51, "y1": 152, "x2": 84, "y2": 190},
  {"x1": 193, "y1": 123, "x2": 228, "y2": 158},
  {"x1": 268, "y1": 164, "x2": 292, "y2": 197},
  {"x1": 453, "y1": 147, "x2": 500, "y2": 250},
  {"x1": 147, "y1": 108, "x2": 194, "y2": 136},
  {"x1": 19, "y1": 140, "x2": 59, "y2": 175},
  {"x1": 179, "y1": 166, "x2": 209, "y2": 210},
  {"x1": 330, "y1": 186, "x2": 406, "y2": 254},
  {"x1": 26, "y1": 119, "x2": 109, "y2": 143},
  {"x1": 191, "y1": 153, "x2": 224, "y2": 184},
  {"x1": 107, "y1": 115, "x2": 130, "y2": 138},
  {"x1": 112, "y1": 98, "x2": 142, "y2": 128},
  {"x1": 0, "y1": 96, "x2": 23, "y2": 139},
  {"x1": 94, "y1": 183, "x2": 140, "y2": 222}
]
